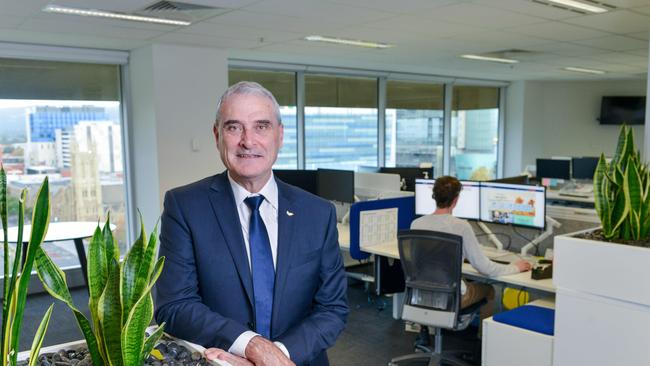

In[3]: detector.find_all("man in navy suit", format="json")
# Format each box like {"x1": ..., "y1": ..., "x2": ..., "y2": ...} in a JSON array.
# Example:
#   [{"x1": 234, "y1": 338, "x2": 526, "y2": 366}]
[{"x1": 154, "y1": 81, "x2": 348, "y2": 366}]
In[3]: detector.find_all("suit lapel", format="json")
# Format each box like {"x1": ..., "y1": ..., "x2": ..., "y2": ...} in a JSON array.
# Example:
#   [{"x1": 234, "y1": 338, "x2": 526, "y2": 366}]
[
  {"x1": 208, "y1": 173, "x2": 254, "y2": 308},
  {"x1": 272, "y1": 180, "x2": 297, "y2": 331}
]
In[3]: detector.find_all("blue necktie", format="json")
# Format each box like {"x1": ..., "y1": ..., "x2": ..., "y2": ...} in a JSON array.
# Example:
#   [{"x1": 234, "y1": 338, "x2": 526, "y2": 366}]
[{"x1": 244, "y1": 195, "x2": 275, "y2": 338}]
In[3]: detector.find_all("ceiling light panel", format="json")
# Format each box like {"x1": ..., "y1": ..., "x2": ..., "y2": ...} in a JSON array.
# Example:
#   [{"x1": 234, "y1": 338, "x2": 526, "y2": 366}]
[
  {"x1": 460, "y1": 54, "x2": 520, "y2": 64},
  {"x1": 546, "y1": 0, "x2": 610, "y2": 13},
  {"x1": 562, "y1": 66, "x2": 606, "y2": 74},
  {"x1": 43, "y1": 4, "x2": 191, "y2": 26},
  {"x1": 304, "y1": 35, "x2": 393, "y2": 49}
]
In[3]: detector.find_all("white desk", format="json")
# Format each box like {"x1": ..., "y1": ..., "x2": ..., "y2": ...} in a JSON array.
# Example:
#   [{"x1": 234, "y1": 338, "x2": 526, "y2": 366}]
[
  {"x1": 337, "y1": 224, "x2": 555, "y2": 294},
  {"x1": 1, "y1": 221, "x2": 116, "y2": 289}
]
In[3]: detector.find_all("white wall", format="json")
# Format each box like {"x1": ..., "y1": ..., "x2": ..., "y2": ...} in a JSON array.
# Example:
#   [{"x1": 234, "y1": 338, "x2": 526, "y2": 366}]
[
  {"x1": 128, "y1": 43, "x2": 228, "y2": 230},
  {"x1": 506, "y1": 79, "x2": 647, "y2": 175}
]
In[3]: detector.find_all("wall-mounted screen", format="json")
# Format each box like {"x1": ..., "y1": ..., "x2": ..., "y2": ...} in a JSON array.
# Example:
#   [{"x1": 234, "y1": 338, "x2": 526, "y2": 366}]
[
  {"x1": 599, "y1": 96, "x2": 645, "y2": 125},
  {"x1": 479, "y1": 183, "x2": 546, "y2": 229}
]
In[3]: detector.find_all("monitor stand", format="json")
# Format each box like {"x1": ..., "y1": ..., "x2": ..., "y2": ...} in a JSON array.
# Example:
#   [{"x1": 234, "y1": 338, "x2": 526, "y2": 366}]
[
  {"x1": 477, "y1": 221, "x2": 506, "y2": 252},
  {"x1": 520, "y1": 216, "x2": 562, "y2": 256}
]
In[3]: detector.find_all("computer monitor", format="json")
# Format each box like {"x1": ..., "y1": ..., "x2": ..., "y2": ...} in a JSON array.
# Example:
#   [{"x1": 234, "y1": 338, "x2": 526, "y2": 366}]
[
  {"x1": 536, "y1": 158, "x2": 570, "y2": 180},
  {"x1": 572, "y1": 157, "x2": 599, "y2": 180},
  {"x1": 273, "y1": 169, "x2": 318, "y2": 195},
  {"x1": 479, "y1": 182, "x2": 546, "y2": 230},
  {"x1": 317, "y1": 168, "x2": 355, "y2": 203},
  {"x1": 379, "y1": 167, "x2": 434, "y2": 192},
  {"x1": 414, "y1": 179, "x2": 480, "y2": 220},
  {"x1": 489, "y1": 175, "x2": 530, "y2": 185}
]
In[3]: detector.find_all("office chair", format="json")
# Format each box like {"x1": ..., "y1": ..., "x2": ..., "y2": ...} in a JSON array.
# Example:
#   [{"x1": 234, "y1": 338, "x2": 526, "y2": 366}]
[{"x1": 389, "y1": 230, "x2": 484, "y2": 366}]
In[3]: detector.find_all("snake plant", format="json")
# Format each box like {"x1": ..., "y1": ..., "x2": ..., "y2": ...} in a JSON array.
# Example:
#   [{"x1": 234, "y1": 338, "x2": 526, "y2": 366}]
[
  {"x1": 1, "y1": 165, "x2": 54, "y2": 366},
  {"x1": 594, "y1": 125, "x2": 650, "y2": 243},
  {"x1": 35, "y1": 214, "x2": 166, "y2": 366}
]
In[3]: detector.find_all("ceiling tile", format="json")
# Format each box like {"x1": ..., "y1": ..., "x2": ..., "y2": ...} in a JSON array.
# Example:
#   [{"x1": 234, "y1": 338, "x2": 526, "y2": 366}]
[
  {"x1": 632, "y1": 5, "x2": 650, "y2": 14},
  {"x1": 586, "y1": 51, "x2": 648, "y2": 65},
  {"x1": 204, "y1": 10, "x2": 345, "y2": 34},
  {"x1": 414, "y1": 2, "x2": 547, "y2": 29},
  {"x1": 571, "y1": 35, "x2": 648, "y2": 50},
  {"x1": 153, "y1": 32, "x2": 262, "y2": 49},
  {"x1": 0, "y1": 15, "x2": 27, "y2": 28},
  {"x1": 328, "y1": 0, "x2": 457, "y2": 13},
  {"x1": 563, "y1": 10, "x2": 650, "y2": 34},
  {"x1": 19, "y1": 18, "x2": 165, "y2": 40},
  {"x1": 444, "y1": 30, "x2": 551, "y2": 49},
  {"x1": 179, "y1": 22, "x2": 302, "y2": 43},
  {"x1": 527, "y1": 41, "x2": 611, "y2": 56},
  {"x1": 626, "y1": 31, "x2": 650, "y2": 40},
  {"x1": 598, "y1": 0, "x2": 650, "y2": 7},
  {"x1": 625, "y1": 48, "x2": 650, "y2": 56},
  {"x1": 471, "y1": 0, "x2": 584, "y2": 20},
  {"x1": 0, "y1": 0, "x2": 49, "y2": 16},
  {"x1": 505, "y1": 21, "x2": 610, "y2": 41},
  {"x1": 0, "y1": 28, "x2": 146, "y2": 50},
  {"x1": 242, "y1": 0, "x2": 394, "y2": 24},
  {"x1": 363, "y1": 15, "x2": 485, "y2": 38}
]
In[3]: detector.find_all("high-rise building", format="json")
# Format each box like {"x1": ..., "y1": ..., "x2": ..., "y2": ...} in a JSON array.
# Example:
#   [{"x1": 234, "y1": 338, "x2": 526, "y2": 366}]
[
  {"x1": 27, "y1": 106, "x2": 109, "y2": 142},
  {"x1": 73, "y1": 121, "x2": 122, "y2": 173},
  {"x1": 70, "y1": 143, "x2": 102, "y2": 221}
]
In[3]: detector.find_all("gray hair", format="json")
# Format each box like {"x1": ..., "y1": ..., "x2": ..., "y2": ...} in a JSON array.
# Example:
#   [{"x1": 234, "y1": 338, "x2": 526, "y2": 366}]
[{"x1": 214, "y1": 81, "x2": 282, "y2": 128}]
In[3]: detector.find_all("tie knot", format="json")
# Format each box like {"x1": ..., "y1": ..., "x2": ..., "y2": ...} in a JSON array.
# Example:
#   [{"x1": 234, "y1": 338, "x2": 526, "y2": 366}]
[{"x1": 244, "y1": 195, "x2": 265, "y2": 211}]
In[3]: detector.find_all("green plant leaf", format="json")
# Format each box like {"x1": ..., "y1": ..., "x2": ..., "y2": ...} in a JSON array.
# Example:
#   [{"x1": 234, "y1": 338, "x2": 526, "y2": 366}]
[
  {"x1": 99, "y1": 259, "x2": 124, "y2": 366},
  {"x1": 121, "y1": 256, "x2": 165, "y2": 366},
  {"x1": 593, "y1": 155, "x2": 610, "y2": 233},
  {"x1": 102, "y1": 213, "x2": 119, "y2": 262},
  {"x1": 624, "y1": 160, "x2": 643, "y2": 216},
  {"x1": 121, "y1": 217, "x2": 147, "y2": 320},
  {"x1": 609, "y1": 191, "x2": 628, "y2": 239},
  {"x1": 27, "y1": 304, "x2": 54, "y2": 366},
  {"x1": 10, "y1": 178, "x2": 50, "y2": 362},
  {"x1": 141, "y1": 324, "x2": 165, "y2": 364}
]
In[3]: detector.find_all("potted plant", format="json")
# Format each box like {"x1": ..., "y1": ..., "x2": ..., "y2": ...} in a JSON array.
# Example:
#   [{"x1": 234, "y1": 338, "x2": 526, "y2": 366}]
[
  {"x1": 552, "y1": 125, "x2": 650, "y2": 365},
  {"x1": 34, "y1": 215, "x2": 166, "y2": 366},
  {"x1": 1, "y1": 166, "x2": 54, "y2": 366}
]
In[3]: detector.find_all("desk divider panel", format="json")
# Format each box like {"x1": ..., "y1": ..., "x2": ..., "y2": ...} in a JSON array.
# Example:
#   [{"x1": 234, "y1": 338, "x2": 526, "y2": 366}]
[{"x1": 349, "y1": 196, "x2": 415, "y2": 260}]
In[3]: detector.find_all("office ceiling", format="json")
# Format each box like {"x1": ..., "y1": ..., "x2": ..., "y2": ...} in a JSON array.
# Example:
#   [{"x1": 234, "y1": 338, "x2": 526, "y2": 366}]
[{"x1": 0, "y1": 0, "x2": 648, "y2": 81}]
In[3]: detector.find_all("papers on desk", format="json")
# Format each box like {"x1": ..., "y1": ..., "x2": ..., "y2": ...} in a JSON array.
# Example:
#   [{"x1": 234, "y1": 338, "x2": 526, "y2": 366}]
[{"x1": 359, "y1": 207, "x2": 398, "y2": 250}]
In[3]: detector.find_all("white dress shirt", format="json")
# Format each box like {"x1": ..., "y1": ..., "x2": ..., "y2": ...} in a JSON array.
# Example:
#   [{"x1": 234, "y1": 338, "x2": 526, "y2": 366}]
[{"x1": 226, "y1": 173, "x2": 290, "y2": 359}]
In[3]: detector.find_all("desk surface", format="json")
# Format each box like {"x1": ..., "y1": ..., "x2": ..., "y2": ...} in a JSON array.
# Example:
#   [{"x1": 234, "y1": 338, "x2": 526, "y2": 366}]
[
  {"x1": 337, "y1": 224, "x2": 555, "y2": 294},
  {"x1": 0, "y1": 221, "x2": 115, "y2": 242}
]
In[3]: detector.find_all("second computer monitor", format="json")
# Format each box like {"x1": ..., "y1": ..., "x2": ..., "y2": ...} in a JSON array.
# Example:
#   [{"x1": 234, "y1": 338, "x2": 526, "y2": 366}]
[
  {"x1": 414, "y1": 179, "x2": 480, "y2": 220},
  {"x1": 572, "y1": 157, "x2": 599, "y2": 180},
  {"x1": 317, "y1": 168, "x2": 355, "y2": 203},
  {"x1": 273, "y1": 169, "x2": 318, "y2": 195},
  {"x1": 536, "y1": 158, "x2": 571, "y2": 180},
  {"x1": 479, "y1": 182, "x2": 546, "y2": 230}
]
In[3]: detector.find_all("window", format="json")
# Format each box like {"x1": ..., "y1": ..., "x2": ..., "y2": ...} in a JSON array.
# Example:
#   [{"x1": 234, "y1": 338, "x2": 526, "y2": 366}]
[
  {"x1": 0, "y1": 57, "x2": 127, "y2": 270},
  {"x1": 305, "y1": 75, "x2": 377, "y2": 170},
  {"x1": 228, "y1": 69, "x2": 297, "y2": 168},
  {"x1": 450, "y1": 86, "x2": 500, "y2": 180},
  {"x1": 385, "y1": 80, "x2": 444, "y2": 173}
]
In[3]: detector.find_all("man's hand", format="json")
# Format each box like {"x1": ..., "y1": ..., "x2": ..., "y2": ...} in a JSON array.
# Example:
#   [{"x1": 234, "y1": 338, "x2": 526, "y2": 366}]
[
  {"x1": 514, "y1": 259, "x2": 532, "y2": 272},
  {"x1": 245, "y1": 336, "x2": 295, "y2": 366},
  {"x1": 205, "y1": 348, "x2": 254, "y2": 366}
]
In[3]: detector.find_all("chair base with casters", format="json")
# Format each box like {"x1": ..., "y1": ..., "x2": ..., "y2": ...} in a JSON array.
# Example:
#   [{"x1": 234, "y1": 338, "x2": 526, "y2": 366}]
[{"x1": 389, "y1": 300, "x2": 485, "y2": 366}]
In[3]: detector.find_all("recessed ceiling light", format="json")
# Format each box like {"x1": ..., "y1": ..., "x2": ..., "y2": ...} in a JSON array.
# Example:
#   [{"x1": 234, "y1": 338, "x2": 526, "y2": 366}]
[
  {"x1": 460, "y1": 54, "x2": 519, "y2": 64},
  {"x1": 43, "y1": 4, "x2": 191, "y2": 26},
  {"x1": 562, "y1": 66, "x2": 606, "y2": 74},
  {"x1": 304, "y1": 35, "x2": 393, "y2": 49},
  {"x1": 547, "y1": 0, "x2": 608, "y2": 13}
]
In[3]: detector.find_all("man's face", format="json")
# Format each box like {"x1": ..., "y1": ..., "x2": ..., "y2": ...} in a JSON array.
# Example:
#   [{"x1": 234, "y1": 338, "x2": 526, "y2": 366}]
[{"x1": 214, "y1": 93, "x2": 284, "y2": 190}]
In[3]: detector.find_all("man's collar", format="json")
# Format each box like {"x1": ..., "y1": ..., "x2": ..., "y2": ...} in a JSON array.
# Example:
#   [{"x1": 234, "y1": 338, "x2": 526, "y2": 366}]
[{"x1": 227, "y1": 172, "x2": 278, "y2": 210}]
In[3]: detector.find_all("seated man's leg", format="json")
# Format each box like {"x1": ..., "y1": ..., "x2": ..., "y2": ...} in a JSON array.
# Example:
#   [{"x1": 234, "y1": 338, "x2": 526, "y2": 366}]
[{"x1": 461, "y1": 281, "x2": 495, "y2": 321}]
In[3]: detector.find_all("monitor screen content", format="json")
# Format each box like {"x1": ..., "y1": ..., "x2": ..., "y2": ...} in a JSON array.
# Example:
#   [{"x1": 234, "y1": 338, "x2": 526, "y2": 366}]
[
  {"x1": 536, "y1": 158, "x2": 571, "y2": 180},
  {"x1": 317, "y1": 168, "x2": 354, "y2": 203},
  {"x1": 273, "y1": 169, "x2": 318, "y2": 195},
  {"x1": 379, "y1": 167, "x2": 434, "y2": 191},
  {"x1": 479, "y1": 183, "x2": 546, "y2": 229},
  {"x1": 414, "y1": 179, "x2": 480, "y2": 220},
  {"x1": 571, "y1": 157, "x2": 599, "y2": 180}
]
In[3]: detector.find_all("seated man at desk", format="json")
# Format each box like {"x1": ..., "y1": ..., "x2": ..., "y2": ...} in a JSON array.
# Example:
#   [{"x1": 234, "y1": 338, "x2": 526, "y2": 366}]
[{"x1": 411, "y1": 176, "x2": 532, "y2": 312}]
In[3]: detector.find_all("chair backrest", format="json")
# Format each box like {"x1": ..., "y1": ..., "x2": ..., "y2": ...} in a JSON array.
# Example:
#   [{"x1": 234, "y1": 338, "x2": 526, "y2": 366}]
[{"x1": 397, "y1": 229, "x2": 463, "y2": 329}]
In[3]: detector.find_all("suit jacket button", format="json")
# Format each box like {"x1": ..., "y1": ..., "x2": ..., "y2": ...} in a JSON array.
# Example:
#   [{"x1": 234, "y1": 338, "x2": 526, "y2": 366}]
[{"x1": 247, "y1": 322, "x2": 254, "y2": 330}]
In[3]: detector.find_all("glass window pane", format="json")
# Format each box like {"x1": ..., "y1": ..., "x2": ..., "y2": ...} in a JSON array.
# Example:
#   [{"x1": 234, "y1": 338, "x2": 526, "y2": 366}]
[
  {"x1": 305, "y1": 75, "x2": 377, "y2": 170},
  {"x1": 229, "y1": 69, "x2": 297, "y2": 169},
  {"x1": 385, "y1": 80, "x2": 444, "y2": 174},
  {"x1": 450, "y1": 86, "x2": 500, "y2": 180},
  {"x1": 0, "y1": 58, "x2": 128, "y2": 271}
]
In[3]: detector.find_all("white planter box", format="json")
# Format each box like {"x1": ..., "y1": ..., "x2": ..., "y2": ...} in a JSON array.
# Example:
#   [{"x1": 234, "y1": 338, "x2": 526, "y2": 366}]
[
  {"x1": 16, "y1": 327, "x2": 229, "y2": 365},
  {"x1": 553, "y1": 229, "x2": 650, "y2": 366}
]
